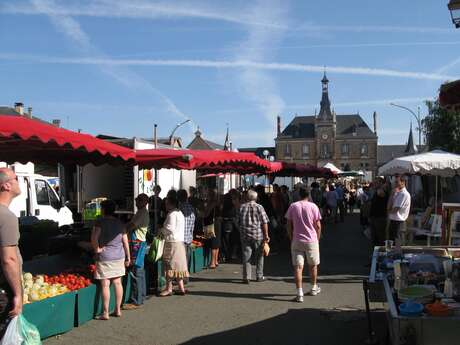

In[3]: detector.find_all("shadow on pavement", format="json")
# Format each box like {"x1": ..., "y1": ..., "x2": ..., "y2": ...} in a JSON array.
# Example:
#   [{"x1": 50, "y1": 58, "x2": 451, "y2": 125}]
[{"x1": 180, "y1": 307, "x2": 387, "y2": 345}]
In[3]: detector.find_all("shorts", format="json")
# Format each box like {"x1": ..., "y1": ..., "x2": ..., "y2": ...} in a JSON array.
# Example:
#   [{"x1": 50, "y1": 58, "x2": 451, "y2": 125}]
[{"x1": 291, "y1": 240, "x2": 320, "y2": 267}]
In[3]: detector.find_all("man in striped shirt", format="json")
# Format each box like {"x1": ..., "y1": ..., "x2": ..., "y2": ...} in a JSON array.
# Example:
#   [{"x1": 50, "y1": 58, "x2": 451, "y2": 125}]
[{"x1": 239, "y1": 189, "x2": 270, "y2": 284}]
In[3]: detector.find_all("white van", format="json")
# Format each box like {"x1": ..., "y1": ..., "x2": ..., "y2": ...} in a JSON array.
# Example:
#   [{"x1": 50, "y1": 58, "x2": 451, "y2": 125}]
[{"x1": 9, "y1": 173, "x2": 74, "y2": 227}]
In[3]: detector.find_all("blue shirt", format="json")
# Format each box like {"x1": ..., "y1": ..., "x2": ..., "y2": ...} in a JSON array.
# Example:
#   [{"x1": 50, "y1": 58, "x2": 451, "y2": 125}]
[{"x1": 335, "y1": 186, "x2": 344, "y2": 200}]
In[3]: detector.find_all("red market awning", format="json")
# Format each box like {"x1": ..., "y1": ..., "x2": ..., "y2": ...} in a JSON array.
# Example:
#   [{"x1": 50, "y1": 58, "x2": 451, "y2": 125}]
[
  {"x1": 269, "y1": 162, "x2": 336, "y2": 178},
  {"x1": 0, "y1": 114, "x2": 135, "y2": 165},
  {"x1": 136, "y1": 149, "x2": 272, "y2": 173}
]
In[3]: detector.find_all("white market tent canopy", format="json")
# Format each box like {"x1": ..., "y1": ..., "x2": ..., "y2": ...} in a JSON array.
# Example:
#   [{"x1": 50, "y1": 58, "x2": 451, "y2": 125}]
[
  {"x1": 378, "y1": 150, "x2": 460, "y2": 177},
  {"x1": 323, "y1": 162, "x2": 342, "y2": 174}
]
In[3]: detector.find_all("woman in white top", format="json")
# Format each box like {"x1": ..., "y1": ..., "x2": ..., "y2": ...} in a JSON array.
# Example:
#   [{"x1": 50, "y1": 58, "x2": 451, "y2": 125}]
[{"x1": 159, "y1": 196, "x2": 188, "y2": 296}]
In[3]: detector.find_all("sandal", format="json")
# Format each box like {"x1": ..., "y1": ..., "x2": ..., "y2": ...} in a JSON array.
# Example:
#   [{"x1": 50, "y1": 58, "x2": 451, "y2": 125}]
[
  {"x1": 111, "y1": 312, "x2": 122, "y2": 317},
  {"x1": 159, "y1": 290, "x2": 173, "y2": 297},
  {"x1": 94, "y1": 314, "x2": 109, "y2": 321}
]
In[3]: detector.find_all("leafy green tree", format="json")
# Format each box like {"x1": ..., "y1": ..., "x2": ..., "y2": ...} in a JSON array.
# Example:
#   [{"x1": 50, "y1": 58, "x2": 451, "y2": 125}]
[{"x1": 422, "y1": 100, "x2": 460, "y2": 153}]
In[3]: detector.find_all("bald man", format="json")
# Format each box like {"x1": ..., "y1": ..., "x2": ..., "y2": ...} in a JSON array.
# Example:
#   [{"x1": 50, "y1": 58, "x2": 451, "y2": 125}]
[{"x1": 0, "y1": 168, "x2": 23, "y2": 337}]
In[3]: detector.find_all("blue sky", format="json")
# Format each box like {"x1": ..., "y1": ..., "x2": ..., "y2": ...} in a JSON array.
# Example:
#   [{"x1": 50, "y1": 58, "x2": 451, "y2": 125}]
[{"x1": 1, "y1": 0, "x2": 459, "y2": 148}]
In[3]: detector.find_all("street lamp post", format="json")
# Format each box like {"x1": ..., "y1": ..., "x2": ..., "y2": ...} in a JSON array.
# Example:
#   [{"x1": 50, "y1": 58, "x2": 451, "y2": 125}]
[
  {"x1": 169, "y1": 119, "x2": 191, "y2": 147},
  {"x1": 389, "y1": 103, "x2": 422, "y2": 146}
]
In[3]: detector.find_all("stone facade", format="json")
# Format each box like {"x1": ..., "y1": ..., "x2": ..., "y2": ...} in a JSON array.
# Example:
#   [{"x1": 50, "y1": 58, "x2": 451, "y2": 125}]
[{"x1": 275, "y1": 74, "x2": 378, "y2": 175}]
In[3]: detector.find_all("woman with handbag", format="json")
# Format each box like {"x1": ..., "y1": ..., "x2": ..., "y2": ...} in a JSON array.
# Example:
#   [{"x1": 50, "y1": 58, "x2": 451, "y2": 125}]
[
  {"x1": 159, "y1": 196, "x2": 188, "y2": 296},
  {"x1": 202, "y1": 189, "x2": 220, "y2": 269}
]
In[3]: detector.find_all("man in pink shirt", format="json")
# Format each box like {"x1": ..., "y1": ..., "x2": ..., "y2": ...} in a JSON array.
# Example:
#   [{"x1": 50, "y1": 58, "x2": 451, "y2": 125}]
[{"x1": 285, "y1": 186, "x2": 322, "y2": 302}]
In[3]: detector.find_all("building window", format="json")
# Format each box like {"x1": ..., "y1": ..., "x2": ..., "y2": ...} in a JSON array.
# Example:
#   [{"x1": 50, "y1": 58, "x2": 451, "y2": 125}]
[
  {"x1": 341, "y1": 144, "x2": 350, "y2": 156},
  {"x1": 360, "y1": 144, "x2": 368, "y2": 156},
  {"x1": 302, "y1": 144, "x2": 309, "y2": 157},
  {"x1": 284, "y1": 144, "x2": 291, "y2": 157},
  {"x1": 320, "y1": 143, "x2": 330, "y2": 158}
]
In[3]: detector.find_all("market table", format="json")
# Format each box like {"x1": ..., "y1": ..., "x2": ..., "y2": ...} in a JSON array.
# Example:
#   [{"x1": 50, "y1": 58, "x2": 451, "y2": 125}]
[{"x1": 368, "y1": 246, "x2": 460, "y2": 345}]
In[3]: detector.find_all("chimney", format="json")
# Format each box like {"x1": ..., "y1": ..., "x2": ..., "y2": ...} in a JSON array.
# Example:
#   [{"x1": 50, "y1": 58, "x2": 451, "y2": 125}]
[
  {"x1": 52, "y1": 119, "x2": 61, "y2": 127},
  {"x1": 373, "y1": 111, "x2": 377, "y2": 134},
  {"x1": 14, "y1": 102, "x2": 24, "y2": 115},
  {"x1": 277, "y1": 115, "x2": 281, "y2": 136},
  {"x1": 27, "y1": 107, "x2": 32, "y2": 118}
]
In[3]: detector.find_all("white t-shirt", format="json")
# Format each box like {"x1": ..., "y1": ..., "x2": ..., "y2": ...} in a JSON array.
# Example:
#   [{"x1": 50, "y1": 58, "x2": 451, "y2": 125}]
[
  {"x1": 389, "y1": 187, "x2": 411, "y2": 222},
  {"x1": 161, "y1": 210, "x2": 185, "y2": 242}
]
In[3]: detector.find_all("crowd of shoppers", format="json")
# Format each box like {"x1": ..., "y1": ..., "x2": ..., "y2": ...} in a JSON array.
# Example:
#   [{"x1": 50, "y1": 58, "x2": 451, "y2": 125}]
[{"x1": 0, "y1": 168, "x2": 415, "y2": 333}]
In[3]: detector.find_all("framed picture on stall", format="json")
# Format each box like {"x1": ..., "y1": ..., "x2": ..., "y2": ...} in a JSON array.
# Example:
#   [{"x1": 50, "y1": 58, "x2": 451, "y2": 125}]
[{"x1": 441, "y1": 203, "x2": 460, "y2": 245}]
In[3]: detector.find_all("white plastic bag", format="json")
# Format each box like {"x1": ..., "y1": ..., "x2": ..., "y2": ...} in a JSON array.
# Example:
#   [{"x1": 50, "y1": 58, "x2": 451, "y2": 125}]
[{"x1": 0, "y1": 316, "x2": 23, "y2": 345}]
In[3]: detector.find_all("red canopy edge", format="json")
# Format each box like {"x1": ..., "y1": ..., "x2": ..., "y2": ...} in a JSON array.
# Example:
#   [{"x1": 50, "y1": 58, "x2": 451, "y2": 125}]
[
  {"x1": 136, "y1": 149, "x2": 272, "y2": 173},
  {"x1": 0, "y1": 114, "x2": 135, "y2": 165},
  {"x1": 268, "y1": 162, "x2": 336, "y2": 178}
]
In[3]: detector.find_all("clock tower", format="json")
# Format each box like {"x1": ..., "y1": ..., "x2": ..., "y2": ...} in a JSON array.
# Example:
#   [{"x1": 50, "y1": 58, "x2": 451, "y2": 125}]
[{"x1": 315, "y1": 71, "x2": 336, "y2": 166}]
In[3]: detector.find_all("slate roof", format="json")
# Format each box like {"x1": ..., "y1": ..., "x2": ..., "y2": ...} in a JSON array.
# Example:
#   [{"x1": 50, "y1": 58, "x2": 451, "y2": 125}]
[
  {"x1": 278, "y1": 114, "x2": 376, "y2": 140},
  {"x1": 187, "y1": 136, "x2": 224, "y2": 150},
  {"x1": 377, "y1": 145, "x2": 426, "y2": 166},
  {"x1": 238, "y1": 147, "x2": 275, "y2": 159},
  {"x1": 0, "y1": 106, "x2": 50, "y2": 124}
]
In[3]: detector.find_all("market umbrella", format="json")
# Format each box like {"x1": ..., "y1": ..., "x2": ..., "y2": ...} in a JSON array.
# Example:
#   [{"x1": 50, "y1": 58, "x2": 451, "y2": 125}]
[
  {"x1": 378, "y1": 150, "x2": 460, "y2": 177},
  {"x1": 323, "y1": 162, "x2": 342, "y2": 174},
  {"x1": 0, "y1": 113, "x2": 135, "y2": 165}
]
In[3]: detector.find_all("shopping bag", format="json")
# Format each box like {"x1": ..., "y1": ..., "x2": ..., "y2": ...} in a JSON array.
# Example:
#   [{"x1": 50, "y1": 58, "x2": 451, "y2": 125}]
[
  {"x1": 19, "y1": 315, "x2": 41, "y2": 345},
  {"x1": 147, "y1": 237, "x2": 165, "y2": 262},
  {"x1": 263, "y1": 242, "x2": 270, "y2": 257},
  {"x1": 0, "y1": 315, "x2": 41, "y2": 345},
  {"x1": 0, "y1": 316, "x2": 22, "y2": 345}
]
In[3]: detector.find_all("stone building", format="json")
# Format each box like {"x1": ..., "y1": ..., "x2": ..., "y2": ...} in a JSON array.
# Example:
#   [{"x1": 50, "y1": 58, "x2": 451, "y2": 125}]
[{"x1": 275, "y1": 74, "x2": 378, "y2": 176}]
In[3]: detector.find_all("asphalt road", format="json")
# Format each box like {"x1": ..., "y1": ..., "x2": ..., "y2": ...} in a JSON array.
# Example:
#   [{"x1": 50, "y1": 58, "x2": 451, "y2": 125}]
[{"x1": 46, "y1": 213, "x2": 387, "y2": 345}]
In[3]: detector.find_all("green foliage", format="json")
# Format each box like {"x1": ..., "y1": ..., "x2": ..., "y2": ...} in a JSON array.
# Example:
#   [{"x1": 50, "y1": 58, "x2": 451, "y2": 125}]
[{"x1": 422, "y1": 100, "x2": 460, "y2": 153}]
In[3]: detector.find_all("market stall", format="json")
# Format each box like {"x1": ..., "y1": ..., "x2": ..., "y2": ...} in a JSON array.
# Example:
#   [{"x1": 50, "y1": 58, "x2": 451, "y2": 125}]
[
  {"x1": 368, "y1": 245, "x2": 460, "y2": 345},
  {"x1": 0, "y1": 113, "x2": 135, "y2": 165},
  {"x1": 378, "y1": 150, "x2": 460, "y2": 245}
]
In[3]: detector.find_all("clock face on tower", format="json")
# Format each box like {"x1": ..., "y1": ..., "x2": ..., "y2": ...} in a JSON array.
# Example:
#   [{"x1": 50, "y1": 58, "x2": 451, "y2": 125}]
[{"x1": 322, "y1": 133, "x2": 328, "y2": 140}]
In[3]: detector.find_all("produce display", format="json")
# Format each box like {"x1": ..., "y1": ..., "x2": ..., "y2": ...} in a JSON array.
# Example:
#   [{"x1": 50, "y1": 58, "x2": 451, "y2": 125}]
[
  {"x1": 22, "y1": 268, "x2": 93, "y2": 304},
  {"x1": 22, "y1": 272, "x2": 69, "y2": 303}
]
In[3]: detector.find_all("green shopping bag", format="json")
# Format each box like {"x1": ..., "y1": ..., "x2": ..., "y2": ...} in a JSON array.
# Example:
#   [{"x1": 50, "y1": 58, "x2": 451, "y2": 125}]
[{"x1": 147, "y1": 236, "x2": 165, "y2": 263}]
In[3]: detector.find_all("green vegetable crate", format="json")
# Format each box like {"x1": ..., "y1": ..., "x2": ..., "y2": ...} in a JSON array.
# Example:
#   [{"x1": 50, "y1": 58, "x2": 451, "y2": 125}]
[{"x1": 23, "y1": 291, "x2": 77, "y2": 339}]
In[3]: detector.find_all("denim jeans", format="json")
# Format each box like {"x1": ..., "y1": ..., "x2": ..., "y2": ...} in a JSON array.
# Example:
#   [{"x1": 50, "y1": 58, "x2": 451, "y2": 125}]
[
  {"x1": 130, "y1": 266, "x2": 146, "y2": 305},
  {"x1": 241, "y1": 238, "x2": 264, "y2": 280},
  {"x1": 184, "y1": 243, "x2": 192, "y2": 272}
]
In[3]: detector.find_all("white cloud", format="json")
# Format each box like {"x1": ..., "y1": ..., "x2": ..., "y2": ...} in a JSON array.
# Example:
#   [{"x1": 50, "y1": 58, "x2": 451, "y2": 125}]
[
  {"x1": 295, "y1": 24, "x2": 455, "y2": 35},
  {"x1": 1, "y1": 54, "x2": 456, "y2": 81},
  {"x1": 233, "y1": 0, "x2": 287, "y2": 128},
  {"x1": 28, "y1": 0, "x2": 196, "y2": 132},
  {"x1": 2, "y1": 0, "x2": 284, "y2": 29}
]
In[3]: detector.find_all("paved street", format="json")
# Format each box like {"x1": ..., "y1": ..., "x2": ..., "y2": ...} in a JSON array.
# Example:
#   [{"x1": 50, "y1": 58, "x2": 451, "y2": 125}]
[{"x1": 46, "y1": 214, "x2": 386, "y2": 345}]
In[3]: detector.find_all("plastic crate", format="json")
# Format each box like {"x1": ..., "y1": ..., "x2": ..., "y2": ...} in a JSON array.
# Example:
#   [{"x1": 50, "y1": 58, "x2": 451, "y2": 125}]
[{"x1": 23, "y1": 291, "x2": 77, "y2": 339}]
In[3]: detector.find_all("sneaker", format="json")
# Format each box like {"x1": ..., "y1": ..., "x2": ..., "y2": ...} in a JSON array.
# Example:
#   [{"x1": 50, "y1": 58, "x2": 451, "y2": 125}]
[
  {"x1": 243, "y1": 279, "x2": 250, "y2": 285},
  {"x1": 308, "y1": 286, "x2": 321, "y2": 296},
  {"x1": 256, "y1": 276, "x2": 266, "y2": 282},
  {"x1": 293, "y1": 295, "x2": 304, "y2": 303}
]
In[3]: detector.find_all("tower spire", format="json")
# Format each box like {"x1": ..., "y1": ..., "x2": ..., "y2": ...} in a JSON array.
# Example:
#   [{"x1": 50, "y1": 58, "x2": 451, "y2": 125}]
[
  {"x1": 404, "y1": 122, "x2": 418, "y2": 155},
  {"x1": 318, "y1": 70, "x2": 333, "y2": 121},
  {"x1": 223, "y1": 123, "x2": 230, "y2": 151}
]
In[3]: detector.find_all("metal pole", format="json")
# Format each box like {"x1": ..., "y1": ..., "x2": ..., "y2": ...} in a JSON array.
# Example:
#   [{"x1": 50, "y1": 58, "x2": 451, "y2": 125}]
[
  {"x1": 153, "y1": 124, "x2": 159, "y2": 233},
  {"x1": 169, "y1": 119, "x2": 190, "y2": 147},
  {"x1": 362, "y1": 279, "x2": 378, "y2": 345},
  {"x1": 389, "y1": 103, "x2": 422, "y2": 146}
]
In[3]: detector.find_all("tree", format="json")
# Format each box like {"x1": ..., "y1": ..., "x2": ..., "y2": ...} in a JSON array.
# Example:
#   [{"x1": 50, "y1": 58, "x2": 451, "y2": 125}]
[{"x1": 422, "y1": 100, "x2": 460, "y2": 153}]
